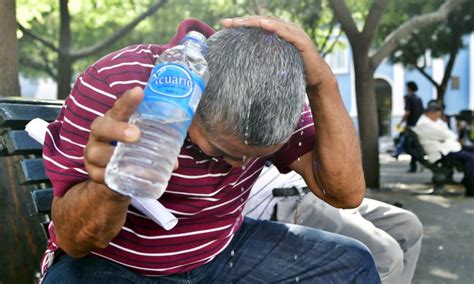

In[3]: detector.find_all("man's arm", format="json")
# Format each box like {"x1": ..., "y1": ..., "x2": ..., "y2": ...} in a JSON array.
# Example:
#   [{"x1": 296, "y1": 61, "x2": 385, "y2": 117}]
[
  {"x1": 222, "y1": 17, "x2": 365, "y2": 208},
  {"x1": 398, "y1": 97, "x2": 410, "y2": 126},
  {"x1": 52, "y1": 88, "x2": 143, "y2": 257},
  {"x1": 52, "y1": 181, "x2": 130, "y2": 257}
]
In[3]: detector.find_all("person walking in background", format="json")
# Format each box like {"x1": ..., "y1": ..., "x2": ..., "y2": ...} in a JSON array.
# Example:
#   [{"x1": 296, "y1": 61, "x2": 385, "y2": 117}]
[
  {"x1": 394, "y1": 81, "x2": 424, "y2": 172},
  {"x1": 413, "y1": 102, "x2": 474, "y2": 197}
]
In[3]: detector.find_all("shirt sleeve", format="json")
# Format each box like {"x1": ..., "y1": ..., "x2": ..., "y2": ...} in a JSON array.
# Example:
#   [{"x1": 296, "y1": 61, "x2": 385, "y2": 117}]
[
  {"x1": 271, "y1": 105, "x2": 315, "y2": 173},
  {"x1": 43, "y1": 66, "x2": 116, "y2": 197}
]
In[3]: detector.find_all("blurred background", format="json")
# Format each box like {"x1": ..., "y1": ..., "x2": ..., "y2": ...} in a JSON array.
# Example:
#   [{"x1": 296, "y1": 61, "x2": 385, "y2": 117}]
[{"x1": 1, "y1": 0, "x2": 473, "y2": 283}]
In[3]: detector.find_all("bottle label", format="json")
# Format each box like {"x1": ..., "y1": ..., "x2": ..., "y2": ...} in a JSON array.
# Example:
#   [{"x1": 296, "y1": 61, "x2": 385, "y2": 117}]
[{"x1": 143, "y1": 62, "x2": 205, "y2": 117}]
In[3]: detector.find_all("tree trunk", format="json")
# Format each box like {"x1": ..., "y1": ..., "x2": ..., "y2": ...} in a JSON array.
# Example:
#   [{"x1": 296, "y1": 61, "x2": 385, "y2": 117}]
[
  {"x1": 56, "y1": 0, "x2": 72, "y2": 99},
  {"x1": 437, "y1": 43, "x2": 460, "y2": 103},
  {"x1": 353, "y1": 54, "x2": 380, "y2": 189},
  {"x1": 57, "y1": 54, "x2": 73, "y2": 99},
  {"x1": 0, "y1": 0, "x2": 21, "y2": 97}
]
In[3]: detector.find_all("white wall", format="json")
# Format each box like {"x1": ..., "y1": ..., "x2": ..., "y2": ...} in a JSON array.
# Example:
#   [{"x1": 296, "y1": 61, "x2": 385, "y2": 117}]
[{"x1": 19, "y1": 75, "x2": 57, "y2": 100}]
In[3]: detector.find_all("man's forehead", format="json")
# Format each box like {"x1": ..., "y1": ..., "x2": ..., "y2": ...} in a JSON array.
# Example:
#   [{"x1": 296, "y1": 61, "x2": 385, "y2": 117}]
[{"x1": 211, "y1": 136, "x2": 283, "y2": 158}]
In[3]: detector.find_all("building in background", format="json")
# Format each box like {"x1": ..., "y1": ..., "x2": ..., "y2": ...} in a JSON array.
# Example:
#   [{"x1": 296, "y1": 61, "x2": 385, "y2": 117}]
[{"x1": 326, "y1": 33, "x2": 474, "y2": 137}]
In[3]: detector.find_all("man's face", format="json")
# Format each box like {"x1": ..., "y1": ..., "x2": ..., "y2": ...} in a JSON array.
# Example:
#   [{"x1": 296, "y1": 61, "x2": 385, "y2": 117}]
[
  {"x1": 188, "y1": 118, "x2": 284, "y2": 168},
  {"x1": 427, "y1": 110, "x2": 443, "y2": 121}
]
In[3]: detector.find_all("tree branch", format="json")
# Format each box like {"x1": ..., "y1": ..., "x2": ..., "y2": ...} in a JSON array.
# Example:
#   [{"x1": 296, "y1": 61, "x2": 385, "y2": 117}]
[
  {"x1": 321, "y1": 29, "x2": 343, "y2": 57},
  {"x1": 70, "y1": 0, "x2": 168, "y2": 59},
  {"x1": 362, "y1": 0, "x2": 389, "y2": 42},
  {"x1": 411, "y1": 32, "x2": 428, "y2": 69},
  {"x1": 328, "y1": 0, "x2": 360, "y2": 41},
  {"x1": 19, "y1": 56, "x2": 57, "y2": 80},
  {"x1": 415, "y1": 64, "x2": 438, "y2": 88},
  {"x1": 17, "y1": 22, "x2": 60, "y2": 53},
  {"x1": 251, "y1": 0, "x2": 261, "y2": 15},
  {"x1": 318, "y1": 19, "x2": 336, "y2": 54},
  {"x1": 370, "y1": 0, "x2": 463, "y2": 67},
  {"x1": 39, "y1": 48, "x2": 57, "y2": 79},
  {"x1": 438, "y1": 38, "x2": 460, "y2": 100}
]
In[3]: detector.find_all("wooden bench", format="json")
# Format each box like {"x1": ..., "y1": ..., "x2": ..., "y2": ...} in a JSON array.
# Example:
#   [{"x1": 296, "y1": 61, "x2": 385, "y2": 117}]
[
  {"x1": 0, "y1": 97, "x2": 62, "y2": 283},
  {"x1": 403, "y1": 127, "x2": 464, "y2": 194}
]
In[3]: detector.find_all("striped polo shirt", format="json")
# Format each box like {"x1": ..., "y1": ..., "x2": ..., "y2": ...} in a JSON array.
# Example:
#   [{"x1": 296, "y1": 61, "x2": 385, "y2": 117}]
[{"x1": 41, "y1": 19, "x2": 315, "y2": 276}]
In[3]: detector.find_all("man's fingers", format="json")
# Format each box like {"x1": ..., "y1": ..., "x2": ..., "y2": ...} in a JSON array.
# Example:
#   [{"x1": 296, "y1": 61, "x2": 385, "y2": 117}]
[
  {"x1": 84, "y1": 142, "x2": 115, "y2": 168},
  {"x1": 90, "y1": 116, "x2": 140, "y2": 143},
  {"x1": 221, "y1": 16, "x2": 304, "y2": 47},
  {"x1": 108, "y1": 87, "x2": 144, "y2": 122},
  {"x1": 85, "y1": 164, "x2": 106, "y2": 185}
]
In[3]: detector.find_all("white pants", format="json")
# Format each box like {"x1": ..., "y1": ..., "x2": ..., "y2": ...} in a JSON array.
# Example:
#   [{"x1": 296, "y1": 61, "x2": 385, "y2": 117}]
[
  {"x1": 244, "y1": 166, "x2": 423, "y2": 284},
  {"x1": 275, "y1": 195, "x2": 423, "y2": 284}
]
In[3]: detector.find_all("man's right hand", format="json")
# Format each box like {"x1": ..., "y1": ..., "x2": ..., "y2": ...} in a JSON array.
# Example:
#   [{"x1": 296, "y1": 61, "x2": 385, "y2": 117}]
[
  {"x1": 84, "y1": 87, "x2": 143, "y2": 185},
  {"x1": 52, "y1": 87, "x2": 144, "y2": 257}
]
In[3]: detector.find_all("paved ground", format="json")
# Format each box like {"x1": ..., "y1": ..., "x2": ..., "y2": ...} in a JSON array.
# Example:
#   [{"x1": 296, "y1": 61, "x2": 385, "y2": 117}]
[{"x1": 368, "y1": 154, "x2": 474, "y2": 284}]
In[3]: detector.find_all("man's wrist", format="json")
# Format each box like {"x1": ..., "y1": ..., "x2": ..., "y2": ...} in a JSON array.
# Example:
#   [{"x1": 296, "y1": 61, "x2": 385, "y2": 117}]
[
  {"x1": 88, "y1": 181, "x2": 131, "y2": 203},
  {"x1": 306, "y1": 75, "x2": 338, "y2": 97}
]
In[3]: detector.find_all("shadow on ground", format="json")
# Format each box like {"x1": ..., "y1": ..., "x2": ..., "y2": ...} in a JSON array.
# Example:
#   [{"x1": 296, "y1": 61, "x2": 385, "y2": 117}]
[{"x1": 368, "y1": 154, "x2": 473, "y2": 284}]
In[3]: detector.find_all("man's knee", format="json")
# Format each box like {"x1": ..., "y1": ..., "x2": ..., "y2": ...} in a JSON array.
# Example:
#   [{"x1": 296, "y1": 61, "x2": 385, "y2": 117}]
[
  {"x1": 401, "y1": 211, "x2": 423, "y2": 247},
  {"x1": 340, "y1": 238, "x2": 381, "y2": 282},
  {"x1": 338, "y1": 237, "x2": 379, "y2": 270}
]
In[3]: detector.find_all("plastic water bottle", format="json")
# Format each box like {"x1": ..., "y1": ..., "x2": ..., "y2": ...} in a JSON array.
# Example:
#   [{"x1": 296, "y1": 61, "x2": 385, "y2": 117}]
[{"x1": 105, "y1": 31, "x2": 208, "y2": 199}]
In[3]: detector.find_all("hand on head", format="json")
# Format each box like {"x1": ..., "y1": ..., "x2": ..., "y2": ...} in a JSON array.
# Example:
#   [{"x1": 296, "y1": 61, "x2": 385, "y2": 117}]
[{"x1": 220, "y1": 15, "x2": 323, "y2": 87}]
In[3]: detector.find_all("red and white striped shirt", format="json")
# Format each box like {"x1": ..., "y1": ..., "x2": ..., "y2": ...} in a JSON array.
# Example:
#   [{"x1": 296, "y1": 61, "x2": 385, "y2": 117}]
[{"x1": 41, "y1": 19, "x2": 315, "y2": 276}]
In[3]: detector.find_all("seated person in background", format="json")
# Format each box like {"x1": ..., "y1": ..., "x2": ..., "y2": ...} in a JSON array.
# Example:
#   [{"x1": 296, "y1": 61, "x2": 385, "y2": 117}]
[
  {"x1": 245, "y1": 165, "x2": 423, "y2": 284},
  {"x1": 413, "y1": 103, "x2": 474, "y2": 196},
  {"x1": 457, "y1": 110, "x2": 474, "y2": 152},
  {"x1": 41, "y1": 16, "x2": 380, "y2": 283}
]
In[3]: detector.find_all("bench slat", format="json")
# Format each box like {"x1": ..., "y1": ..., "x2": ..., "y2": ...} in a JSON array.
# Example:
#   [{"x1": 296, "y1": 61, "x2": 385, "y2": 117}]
[
  {"x1": 0, "y1": 130, "x2": 43, "y2": 156},
  {"x1": 14, "y1": 158, "x2": 49, "y2": 185},
  {"x1": 0, "y1": 102, "x2": 62, "y2": 129},
  {"x1": 31, "y1": 188, "x2": 53, "y2": 214}
]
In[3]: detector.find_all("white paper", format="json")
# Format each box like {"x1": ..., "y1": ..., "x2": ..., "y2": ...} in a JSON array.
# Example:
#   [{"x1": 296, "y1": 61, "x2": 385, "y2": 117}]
[
  {"x1": 130, "y1": 197, "x2": 178, "y2": 230},
  {"x1": 25, "y1": 118, "x2": 49, "y2": 145},
  {"x1": 26, "y1": 118, "x2": 178, "y2": 230}
]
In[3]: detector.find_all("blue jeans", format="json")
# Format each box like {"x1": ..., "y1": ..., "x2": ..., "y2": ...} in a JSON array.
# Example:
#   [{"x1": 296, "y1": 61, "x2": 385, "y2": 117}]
[{"x1": 43, "y1": 217, "x2": 380, "y2": 283}]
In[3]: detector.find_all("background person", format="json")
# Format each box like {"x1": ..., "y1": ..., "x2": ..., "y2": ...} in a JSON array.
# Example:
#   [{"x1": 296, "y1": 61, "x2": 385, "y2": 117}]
[
  {"x1": 394, "y1": 81, "x2": 424, "y2": 173},
  {"x1": 413, "y1": 102, "x2": 474, "y2": 197}
]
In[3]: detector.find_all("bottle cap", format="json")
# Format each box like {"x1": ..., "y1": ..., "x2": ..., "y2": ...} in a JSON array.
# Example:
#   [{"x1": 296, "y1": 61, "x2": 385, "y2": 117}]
[
  {"x1": 181, "y1": 31, "x2": 208, "y2": 55},
  {"x1": 185, "y1": 31, "x2": 206, "y2": 42}
]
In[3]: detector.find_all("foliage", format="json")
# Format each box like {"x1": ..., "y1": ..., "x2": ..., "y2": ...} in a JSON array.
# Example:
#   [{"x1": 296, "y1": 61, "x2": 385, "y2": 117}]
[
  {"x1": 17, "y1": 0, "x2": 341, "y2": 82},
  {"x1": 16, "y1": 0, "x2": 243, "y2": 80},
  {"x1": 387, "y1": 0, "x2": 474, "y2": 67}
]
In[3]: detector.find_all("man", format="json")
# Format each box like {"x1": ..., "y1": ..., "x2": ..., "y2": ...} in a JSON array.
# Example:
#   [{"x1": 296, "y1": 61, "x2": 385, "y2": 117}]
[
  {"x1": 41, "y1": 17, "x2": 380, "y2": 282},
  {"x1": 395, "y1": 81, "x2": 424, "y2": 172},
  {"x1": 413, "y1": 102, "x2": 474, "y2": 196},
  {"x1": 245, "y1": 165, "x2": 423, "y2": 284}
]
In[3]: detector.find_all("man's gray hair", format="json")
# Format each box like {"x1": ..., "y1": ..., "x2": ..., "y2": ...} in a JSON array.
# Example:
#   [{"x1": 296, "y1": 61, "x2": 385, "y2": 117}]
[{"x1": 196, "y1": 27, "x2": 307, "y2": 147}]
